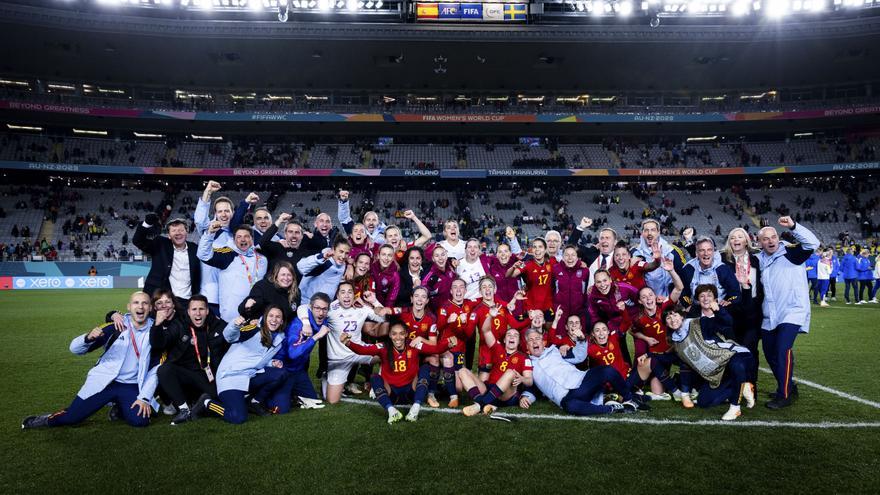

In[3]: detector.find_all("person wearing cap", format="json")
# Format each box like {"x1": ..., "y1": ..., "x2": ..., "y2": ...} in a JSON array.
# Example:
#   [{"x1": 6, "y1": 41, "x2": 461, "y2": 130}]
[
  {"x1": 679, "y1": 235, "x2": 741, "y2": 310},
  {"x1": 133, "y1": 213, "x2": 201, "y2": 308}
]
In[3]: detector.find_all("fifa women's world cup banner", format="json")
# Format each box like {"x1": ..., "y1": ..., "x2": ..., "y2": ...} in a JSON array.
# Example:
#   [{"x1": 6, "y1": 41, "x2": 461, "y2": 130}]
[
  {"x1": 2, "y1": 160, "x2": 878, "y2": 179},
  {"x1": 3, "y1": 100, "x2": 880, "y2": 123}
]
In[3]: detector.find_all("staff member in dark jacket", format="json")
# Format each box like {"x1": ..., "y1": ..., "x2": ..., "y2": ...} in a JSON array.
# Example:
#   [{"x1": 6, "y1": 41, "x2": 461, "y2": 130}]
[
  {"x1": 152, "y1": 295, "x2": 229, "y2": 425},
  {"x1": 239, "y1": 261, "x2": 300, "y2": 322},
  {"x1": 134, "y1": 214, "x2": 201, "y2": 307},
  {"x1": 396, "y1": 246, "x2": 428, "y2": 307},
  {"x1": 721, "y1": 228, "x2": 763, "y2": 385},
  {"x1": 258, "y1": 212, "x2": 307, "y2": 277}
]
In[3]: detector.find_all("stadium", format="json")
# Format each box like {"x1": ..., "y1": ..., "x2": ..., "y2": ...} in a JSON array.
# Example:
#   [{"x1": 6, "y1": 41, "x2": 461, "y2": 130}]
[{"x1": 1, "y1": 0, "x2": 879, "y2": 492}]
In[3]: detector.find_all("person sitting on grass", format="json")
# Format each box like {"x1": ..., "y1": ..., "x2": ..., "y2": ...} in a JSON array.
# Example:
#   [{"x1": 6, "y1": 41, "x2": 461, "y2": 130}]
[
  {"x1": 662, "y1": 288, "x2": 756, "y2": 422},
  {"x1": 342, "y1": 319, "x2": 455, "y2": 424},
  {"x1": 22, "y1": 291, "x2": 159, "y2": 429},
  {"x1": 191, "y1": 306, "x2": 290, "y2": 424},
  {"x1": 521, "y1": 327, "x2": 648, "y2": 416},
  {"x1": 460, "y1": 327, "x2": 534, "y2": 417}
]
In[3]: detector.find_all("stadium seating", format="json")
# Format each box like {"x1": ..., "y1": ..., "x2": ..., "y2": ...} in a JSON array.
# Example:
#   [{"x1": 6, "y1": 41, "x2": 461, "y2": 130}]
[
  {"x1": 3, "y1": 179, "x2": 876, "y2": 262},
  {"x1": 2, "y1": 133, "x2": 876, "y2": 170}
]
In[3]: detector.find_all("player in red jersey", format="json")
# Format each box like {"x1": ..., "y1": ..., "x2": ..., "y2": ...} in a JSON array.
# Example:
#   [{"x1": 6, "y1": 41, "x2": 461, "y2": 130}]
[
  {"x1": 342, "y1": 320, "x2": 454, "y2": 424},
  {"x1": 587, "y1": 321, "x2": 652, "y2": 395},
  {"x1": 507, "y1": 238, "x2": 556, "y2": 315},
  {"x1": 460, "y1": 327, "x2": 534, "y2": 416},
  {"x1": 472, "y1": 277, "x2": 530, "y2": 381},
  {"x1": 609, "y1": 240, "x2": 661, "y2": 291},
  {"x1": 436, "y1": 278, "x2": 478, "y2": 408},
  {"x1": 621, "y1": 258, "x2": 687, "y2": 399},
  {"x1": 390, "y1": 286, "x2": 442, "y2": 406}
]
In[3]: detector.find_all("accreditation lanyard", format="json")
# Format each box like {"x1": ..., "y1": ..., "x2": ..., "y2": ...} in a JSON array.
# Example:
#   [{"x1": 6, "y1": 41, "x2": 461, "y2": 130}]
[
  {"x1": 189, "y1": 326, "x2": 214, "y2": 382},
  {"x1": 128, "y1": 328, "x2": 141, "y2": 360},
  {"x1": 239, "y1": 253, "x2": 261, "y2": 287}
]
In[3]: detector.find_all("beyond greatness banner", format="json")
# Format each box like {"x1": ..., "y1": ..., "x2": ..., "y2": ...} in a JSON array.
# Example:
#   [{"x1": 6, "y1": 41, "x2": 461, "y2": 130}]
[
  {"x1": 2, "y1": 160, "x2": 878, "y2": 179},
  {"x1": 3, "y1": 100, "x2": 880, "y2": 124}
]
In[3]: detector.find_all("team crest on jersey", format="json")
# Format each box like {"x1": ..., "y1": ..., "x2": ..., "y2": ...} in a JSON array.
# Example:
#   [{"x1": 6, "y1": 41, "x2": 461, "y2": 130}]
[
  {"x1": 421, "y1": 324, "x2": 427, "y2": 330},
  {"x1": 511, "y1": 356, "x2": 519, "y2": 364},
  {"x1": 610, "y1": 343, "x2": 615, "y2": 350},
  {"x1": 576, "y1": 270, "x2": 583, "y2": 277},
  {"x1": 286, "y1": 252, "x2": 293, "y2": 257},
  {"x1": 381, "y1": 279, "x2": 388, "y2": 286}
]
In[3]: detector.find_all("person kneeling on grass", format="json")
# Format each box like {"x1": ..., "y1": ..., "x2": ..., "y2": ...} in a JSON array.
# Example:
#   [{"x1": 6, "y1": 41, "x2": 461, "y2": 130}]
[
  {"x1": 342, "y1": 319, "x2": 455, "y2": 424},
  {"x1": 662, "y1": 291, "x2": 756, "y2": 422},
  {"x1": 460, "y1": 327, "x2": 534, "y2": 417},
  {"x1": 191, "y1": 306, "x2": 290, "y2": 424},
  {"x1": 23, "y1": 291, "x2": 159, "y2": 429},
  {"x1": 152, "y1": 295, "x2": 230, "y2": 425},
  {"x1": 521, "y1": 327, "x2": 648, "y2": 416}
]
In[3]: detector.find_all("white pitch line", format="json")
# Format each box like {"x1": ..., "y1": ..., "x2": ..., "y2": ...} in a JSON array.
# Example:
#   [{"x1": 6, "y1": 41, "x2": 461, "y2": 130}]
[
  {"x1": 340, "y1": 398, "x2": 880, "y2": 429},
  {"x1": 758, "y1": 367, "x2": 880, "y2": 409}
]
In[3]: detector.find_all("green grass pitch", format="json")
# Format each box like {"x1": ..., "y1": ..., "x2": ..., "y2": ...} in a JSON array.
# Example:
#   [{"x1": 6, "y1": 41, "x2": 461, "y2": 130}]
[{"x1": 2, "y1": 288, "x2": 879, "y2": 493}]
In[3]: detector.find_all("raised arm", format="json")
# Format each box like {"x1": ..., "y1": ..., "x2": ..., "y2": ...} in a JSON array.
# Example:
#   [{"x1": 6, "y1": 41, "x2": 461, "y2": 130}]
[
  {"x1": 195, "y1": 180, "x2": 222, "y2": 234},
  {"x1": 132, "y1": 213, "x2": 162, "y2": 254},
  {"x1": 404, "y1": 209, "x2": 432, "y2": 247},
  {"x1": 780, "y1": 217, "x2": 821, "y2": 265},
  {"x1": 663, "y1": 258, "x2": 684, "y2": 303},
  {"x1": 338, "y1": 190, "x2": 354, "y2": 235}
]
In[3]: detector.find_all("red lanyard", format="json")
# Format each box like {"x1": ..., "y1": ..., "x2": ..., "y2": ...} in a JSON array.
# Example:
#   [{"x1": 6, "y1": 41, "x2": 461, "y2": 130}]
[
  {"x1": 128, "y1": 329, "x2": 141, "y2": 360},
  {"x1": 238, "y1": 253, "x2": 261, "y2": 286},
  {"x1": 189, "y1": 326, "x2": 210, "y2": 369}
]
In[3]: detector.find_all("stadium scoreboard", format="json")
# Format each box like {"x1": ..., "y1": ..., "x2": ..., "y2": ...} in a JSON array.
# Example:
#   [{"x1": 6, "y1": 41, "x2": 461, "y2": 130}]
[{"x1": 415, "y1": 1, "x2": 528, "y2": 21}]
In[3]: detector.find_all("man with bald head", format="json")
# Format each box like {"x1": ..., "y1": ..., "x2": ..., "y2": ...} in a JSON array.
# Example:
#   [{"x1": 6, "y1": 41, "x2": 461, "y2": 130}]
[
  {"x1": 756, "y1": 216, "x2": 820, "y2": 410},
  {"x1": 338, "y1": 189, "x2": 386, "y2": 245},
  {"x1": 23, "y1": 292, "x2": 160, "y2": 429},
  {"x1": 302, "y1": 210, "x2": 341, "y2": 255}
]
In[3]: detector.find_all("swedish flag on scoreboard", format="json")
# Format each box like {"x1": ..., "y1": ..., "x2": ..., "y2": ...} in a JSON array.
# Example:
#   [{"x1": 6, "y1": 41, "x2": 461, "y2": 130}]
[{"x1": 503, "y1": 3, "x2": 527, "y2": 20}]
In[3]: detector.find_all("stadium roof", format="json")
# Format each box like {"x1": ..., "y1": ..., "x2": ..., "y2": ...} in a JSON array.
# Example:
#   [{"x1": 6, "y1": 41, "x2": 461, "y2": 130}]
[{"x1": 1, "y1": 1, "x2": 879, "y2": 92}]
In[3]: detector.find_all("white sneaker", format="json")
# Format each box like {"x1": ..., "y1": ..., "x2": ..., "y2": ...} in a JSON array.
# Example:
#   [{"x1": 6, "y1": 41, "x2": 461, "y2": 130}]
[
  {"x1": 869, "y1": 299, "x2": 879, "y2": 304},
  {"x1": 831, "y1": 297, "x2": 837, "y2": 302},
  {"x1": 387, "y1": 407, "x2": 403, "y2": 424},
  {"x1": 344, "y1": 382, "x2": 363, "y2": 395},
  {"x1": 405, "y1": 404, "x2": 421, "y2": 422},
  {"x1": 820, "y1": 301, "x2": 830, "y2": 307},
  {"x1": 162, "y1": 403, "x2": 177, "y2": 416},
  {"x1": 846, "y1": 301, "x2": 853, "y2": 305},
  {"x1": 856, "y1": 300, "x2": 866, "y2": 305},
  {"x1": 721, "y1": 404, "x2": 742, "y2": 421},
  {"x1": 368, "y1": 388, "x2": 376, "y2": 400},
  {"x1": 298, "y1": 397, "x2": 325, "y2": 410},
  {"x1": 741, "y1": 383, "x2": 755, "y2": 409},
  {"x1": 646, "y1": 392, "x2": 672, "y2": 401}
]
